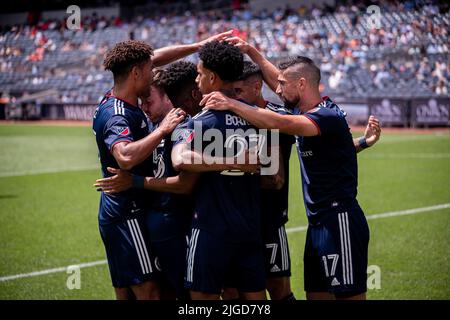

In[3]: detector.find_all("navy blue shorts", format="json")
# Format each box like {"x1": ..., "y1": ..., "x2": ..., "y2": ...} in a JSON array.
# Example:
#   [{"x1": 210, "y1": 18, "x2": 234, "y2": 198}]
[
  {"x1": 304, "y1": 202, "x2": 370, "y2": 296},
  {"x1": 99, "y1": 215, "x2": 160, "y2": 288},
  {"x1": 145, "y1": 210, "x2": 191, "y2": 299},
  {"x1": 151, "y1": 235, "x2": 190, "y2": 299},
  {"x1": 262, "y1": 224, "x2": 291, "y2": 278},
  {"x1": 185, "y1": 228, "x2": 266, "y2": 295}
]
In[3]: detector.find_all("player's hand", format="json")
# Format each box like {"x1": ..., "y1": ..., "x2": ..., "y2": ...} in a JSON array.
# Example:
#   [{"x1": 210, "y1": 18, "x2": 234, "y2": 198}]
[
  {"x1": 197, "y1": 30, "x2": 234, "y2": 48},
  {"x1": 224, "y1": 36, "x2": 251, "y2": 54},
  {"x1": 93, "y1": 167, "x2": 132, "y2": 194},
  {"x1": 159, "y1": 108, "x2": 186, "y2": 135},
  {"x1": 200, "y1": 91, "x2": 233, "y2": 111},
  {"x1": 364, "y1": 115, "x2": 381, "y2": 147}
]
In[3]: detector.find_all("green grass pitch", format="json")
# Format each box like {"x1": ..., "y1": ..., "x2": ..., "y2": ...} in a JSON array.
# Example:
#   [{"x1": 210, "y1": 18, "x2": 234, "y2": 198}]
[{"x1": 0, "y1": 124, "x2": 449, "y2": 299}]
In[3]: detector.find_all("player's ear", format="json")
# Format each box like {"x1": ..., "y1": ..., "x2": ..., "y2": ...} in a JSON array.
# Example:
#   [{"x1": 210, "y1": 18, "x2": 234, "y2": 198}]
[
  {"x1": 131, "y1": 65, "x2": 139, "y2": 79},
  {"x1": 209, "y1": 72, "x2": 216, "y2": 85},
  {"x1": 191, "y1": 88, "x2": 201, "y2": 100},
  {"x1": 254, "y1": 80, "x2": 262, "y2": 94},
  {"x1": 298, "y1": 77, "x2": 306, "y2": 91}
]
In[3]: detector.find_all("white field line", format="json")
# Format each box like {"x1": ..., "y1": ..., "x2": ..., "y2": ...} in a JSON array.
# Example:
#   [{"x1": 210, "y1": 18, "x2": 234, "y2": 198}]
[
  {"x1": 1, "y1": 203, "x2": 449, "y2": 282},
  {"x1": 360, "y1": 153, "x2": 450, "y2": 159},
  {"x1": 0, "y1": 260, "x2": 107, "y2": 282}
]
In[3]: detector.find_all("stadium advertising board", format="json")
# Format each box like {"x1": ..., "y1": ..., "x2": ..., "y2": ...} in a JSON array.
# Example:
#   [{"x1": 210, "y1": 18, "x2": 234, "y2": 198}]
[
  {"x1": 410, "y1": 98, "x2": 450, "y2": 127},
  {"x1": 368, "y1": 98, "x2": 409, "y2": 127}
]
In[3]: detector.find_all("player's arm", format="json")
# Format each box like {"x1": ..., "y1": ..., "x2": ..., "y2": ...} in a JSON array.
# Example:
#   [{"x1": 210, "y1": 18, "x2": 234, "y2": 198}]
[
  {"x1": 226, "y1": 36, "x2": 280, "y2": 93},
  {"x1": 201, "y1": 92, "x2": 319, "y2": 137},
  {"x1": 94, "y1": 167, "x2": 199, "y2": 194},
  {"x1": 152, "y1": 30, "x2": 234, "y2": 67},
  {"x1": 112, "y1": 108, "x2": 185, "y2": 170},
  {"x1": 171, "y1": 143, "x2": 259, "y2": 173},
  {"x1": 260, "y1": 146, "x2": 285, "y2": 190},
  {"x1": 353, "y1": 115, "x2": 381, "y2": 153}
]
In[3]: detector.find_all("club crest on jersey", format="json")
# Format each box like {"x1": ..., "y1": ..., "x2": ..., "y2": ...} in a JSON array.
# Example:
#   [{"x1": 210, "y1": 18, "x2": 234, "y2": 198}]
[
  {"x1": 115, "y1": 126, "x2": 130, "y2": 136},
  {"x1": 172, "y1": 128, "x2": 195, "y2": 144}
]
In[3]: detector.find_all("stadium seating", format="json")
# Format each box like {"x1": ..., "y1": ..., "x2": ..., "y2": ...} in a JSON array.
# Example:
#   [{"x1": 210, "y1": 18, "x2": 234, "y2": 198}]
[{"x1": 0, "y1": 1, "x2": 448, "y2": 103}]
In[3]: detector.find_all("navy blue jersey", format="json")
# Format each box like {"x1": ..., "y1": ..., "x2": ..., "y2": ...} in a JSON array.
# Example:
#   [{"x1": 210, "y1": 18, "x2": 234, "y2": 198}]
[
  {"x1": 173, "y1": 109, "x2": 262, "y2": 243},
  {"x1": 260, "y1": 102, "x2": 295, "y2": 230},
  {"x1": 93, "y1": 92, "x2": 153, "y2": 224},
  {"x1": 146, "y1": 119, "x2": 194, "y2": 238},
  {"x1": 294, "y1": 97, "x2": 358, "y2": 224}
]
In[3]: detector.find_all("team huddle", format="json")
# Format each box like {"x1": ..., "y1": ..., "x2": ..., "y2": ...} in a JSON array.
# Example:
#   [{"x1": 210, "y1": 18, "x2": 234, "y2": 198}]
[{"x1": 92, "y1": 30, "x2": 381, "y2": 300}]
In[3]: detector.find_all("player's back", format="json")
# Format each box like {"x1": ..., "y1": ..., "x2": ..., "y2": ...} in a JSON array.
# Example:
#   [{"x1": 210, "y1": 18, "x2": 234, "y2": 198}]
[
  {"x1": 93, "y1": 93, "x2": 153, "y2": 224},
  {"x1": 177, "y1": 109, "x2": 262, "y2": 243}
]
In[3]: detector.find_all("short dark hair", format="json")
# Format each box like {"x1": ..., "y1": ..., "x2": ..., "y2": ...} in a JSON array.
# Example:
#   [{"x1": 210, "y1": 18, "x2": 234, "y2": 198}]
[
  {"x1": 238, "y1": 61, "x2": 262, "y2": 81},
  {"x1": 103, "y1": 40, "x2": 153, "y2": 80},
  {"x1": 278, "y1": 56, "x2": 321, "y2": 85},
  {"x1": 155, "y1": 61, "x2": 198, "y2": 105},
  {"x1": 199, "y1": 41, "x2": 243, "y2": 82}
]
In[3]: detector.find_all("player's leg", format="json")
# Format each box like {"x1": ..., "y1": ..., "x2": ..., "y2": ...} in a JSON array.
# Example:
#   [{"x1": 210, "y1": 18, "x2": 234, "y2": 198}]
[
  {"x1": 100, "y1": 216, "x2": 161, "y2": 300},
  {"x1": 190, "y1": 291, "x2": 221, "y2": 300},
  {"x1": 267, "y1": 277, "x2": 293, "y2": 300},
  {"x1": 235, "y1": 240, "x2": 267, "y2": 300},
  {"x1": 152, "y1": 234, "x2": 191, "y2": 300},
  {"x1": 264, "y1": 225, "x2": 295, "y2": 300},
  {"x1": 130, "y1": 280, "x2": 160, "y2": 300},
  {"x1": 333, "y1": 204, "x2": 370, "y2": 300},
  {"x1": 114, "y1": 287, "x2": 135, "y2": 300},
  {"x1": 186, "y1": 228, "x2": 230, "y2": 300},
  {"x1": 336, "y1": 292, "x2": 366, "y2": 300},
  {"x1": 303, "y1": 223, "x2": 334, "y2": 300},
  {"x1": 306, "y1": 292, "x2": 335, "y2": 300},
  {"x1": 222, "y1": 287, "x2": 239, "y2": 300},
  {"x1": 305, "y1": 204, "x2": 370, "y2": 300}
]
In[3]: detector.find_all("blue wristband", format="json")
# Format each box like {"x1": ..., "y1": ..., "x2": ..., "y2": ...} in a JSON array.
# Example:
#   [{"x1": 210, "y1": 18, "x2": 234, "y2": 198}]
[
  {"x1": 132, "y1": 175, "x2": 145, "y2": 188},
  {"x1": 359, "y1": 137, "x2": 369, "y2": 149}
]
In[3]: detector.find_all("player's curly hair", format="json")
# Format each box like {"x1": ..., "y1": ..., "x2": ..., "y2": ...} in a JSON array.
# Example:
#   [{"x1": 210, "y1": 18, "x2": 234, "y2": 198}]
[
  {"x1": 239, "y1": 61, "x2": 262, "y2": 81},
  {"x1": 103, "y1": 40, "x2": 154, "y2": 80},
  {"x1": 199, "y1": 40, "x2": 243, "y2": 82},
  {"x1": 155, "y1": 61, "x2": 198, "y2": 104}
]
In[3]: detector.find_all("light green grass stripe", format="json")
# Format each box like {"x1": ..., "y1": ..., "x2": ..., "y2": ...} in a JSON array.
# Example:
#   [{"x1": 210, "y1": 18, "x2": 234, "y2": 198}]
[
  {"x1": 1, "y1": 202, "x2": 449, "y2": 283},
  {"x1": 0, "y1": 166, "x2": 100, "y2": 177}
]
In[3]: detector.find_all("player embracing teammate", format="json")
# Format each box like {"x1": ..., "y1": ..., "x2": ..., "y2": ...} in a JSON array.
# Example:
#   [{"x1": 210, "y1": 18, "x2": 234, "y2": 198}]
[{"x1": 93, "y1": 34, "x2": 381, "y2": 300}]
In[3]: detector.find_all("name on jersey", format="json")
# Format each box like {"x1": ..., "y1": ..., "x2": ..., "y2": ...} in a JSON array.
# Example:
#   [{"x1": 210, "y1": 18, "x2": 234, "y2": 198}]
[{"x1": 225, "y1": 114, "x2": 249, "y2": 126}]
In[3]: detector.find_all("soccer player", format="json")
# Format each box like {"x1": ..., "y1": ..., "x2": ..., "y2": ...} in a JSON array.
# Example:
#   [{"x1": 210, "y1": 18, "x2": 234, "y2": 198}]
[
  {"x1": 171, "y1": 41, "x2": 266, "y2": 300},
  {"x1": 93, "y1": 40, "x2": 187, "y2": 300},
  {"x1": 201, "y1": 53, "x2": 379, "y2": 300},
  {"x1": 229, "y1": 61, "x2": 381, "y2": 300},
  {"x1": 94, "y1": 60, "x2": 255, "y2": 299},
  {"x1": 93, "y1": 32, "x2": 237, "y2": 300}
]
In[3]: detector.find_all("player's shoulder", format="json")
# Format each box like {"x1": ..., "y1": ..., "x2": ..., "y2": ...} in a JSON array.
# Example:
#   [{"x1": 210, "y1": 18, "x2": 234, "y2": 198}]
[
  {"x1": 306, "y1": 97, "x2": 346, "y2": 119},
  {"x1": 266, "y1": 101, "x2": 293, "y2": 115}
]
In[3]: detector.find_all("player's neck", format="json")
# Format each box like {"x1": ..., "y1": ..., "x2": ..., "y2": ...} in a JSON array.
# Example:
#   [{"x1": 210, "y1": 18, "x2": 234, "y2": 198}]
[
  {"x1": 218, "y1": 83, "x2": 237, "y2": 99},
  {"x1": 299, "y1": 93, "x2": 323, "y2": 113},
  {"x1": 255, "y1": 95, "x2": 266, "y2": 109},
  {"x1": 111, "y1": 85, "x2": 138, "y2": 107}
]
